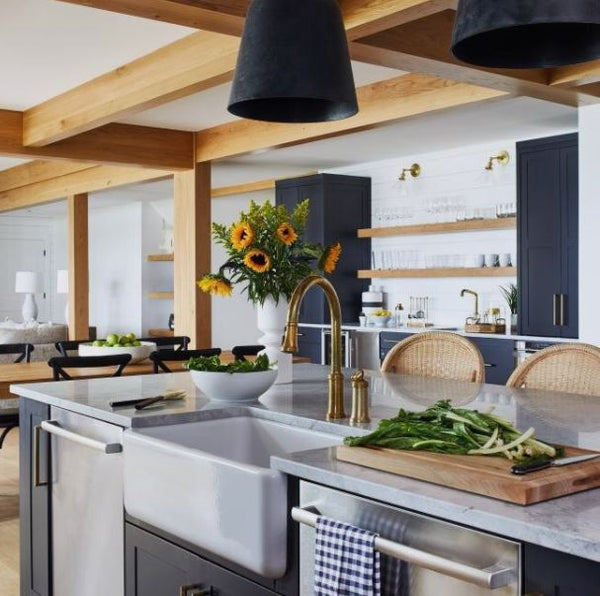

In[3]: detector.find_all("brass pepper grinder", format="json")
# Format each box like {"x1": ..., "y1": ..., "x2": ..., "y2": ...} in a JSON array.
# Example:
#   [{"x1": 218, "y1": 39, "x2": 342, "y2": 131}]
[{"x1": 350, "y1": 369, "x2": 370, "y2": 425}]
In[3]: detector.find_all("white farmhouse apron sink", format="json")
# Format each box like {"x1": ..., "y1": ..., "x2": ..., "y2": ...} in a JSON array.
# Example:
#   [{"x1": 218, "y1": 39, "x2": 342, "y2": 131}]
[{"x1": 123, "y1": 415, "x2": 341, "y2": 578}]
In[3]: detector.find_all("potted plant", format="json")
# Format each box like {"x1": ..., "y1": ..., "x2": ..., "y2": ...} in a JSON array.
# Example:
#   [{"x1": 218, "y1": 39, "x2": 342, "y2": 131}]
[
  {"x1": 499, "y1": 283, "x2": 518, "y2": 332},
  {"x1": 198, "y1": 199, "x2": 341, "y2": 383}
]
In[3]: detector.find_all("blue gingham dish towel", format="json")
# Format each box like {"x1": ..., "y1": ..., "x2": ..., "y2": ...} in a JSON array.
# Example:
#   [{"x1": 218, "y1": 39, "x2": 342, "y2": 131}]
[{"x1": 314, "y1": 515, "x2": 381, "y2": 596}]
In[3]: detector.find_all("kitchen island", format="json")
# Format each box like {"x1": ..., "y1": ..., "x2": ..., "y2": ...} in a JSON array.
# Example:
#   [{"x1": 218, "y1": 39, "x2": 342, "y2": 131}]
[{"x1": 12, "y1": 364, "x2": 600, "y2": 595}]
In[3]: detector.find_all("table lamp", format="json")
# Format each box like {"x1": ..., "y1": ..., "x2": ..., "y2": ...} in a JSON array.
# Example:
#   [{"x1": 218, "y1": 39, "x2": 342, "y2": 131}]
[
  {"x1": 57, "y1": 269, "x2": 69, "y2": 323},
  {"x1": 15, "y1": 271, "x2": 40, "y2": 322}
]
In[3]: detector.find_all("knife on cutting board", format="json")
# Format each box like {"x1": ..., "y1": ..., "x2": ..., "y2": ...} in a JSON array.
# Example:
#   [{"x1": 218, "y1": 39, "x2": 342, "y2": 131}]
[{"x1": 511, "y1": 454, "x2": 600, "y2": 475}]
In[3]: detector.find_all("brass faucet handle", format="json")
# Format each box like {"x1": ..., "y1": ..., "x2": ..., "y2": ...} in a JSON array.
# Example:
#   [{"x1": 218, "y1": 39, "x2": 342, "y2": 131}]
[{"x1": 350, "y1": 369, "x2": 370, "y2": 425}]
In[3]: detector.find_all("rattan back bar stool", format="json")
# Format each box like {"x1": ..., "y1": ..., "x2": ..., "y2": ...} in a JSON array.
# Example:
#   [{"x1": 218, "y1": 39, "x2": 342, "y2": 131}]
[{"x1": 381, "y1": 331, "x2": 485, "y2": 383}]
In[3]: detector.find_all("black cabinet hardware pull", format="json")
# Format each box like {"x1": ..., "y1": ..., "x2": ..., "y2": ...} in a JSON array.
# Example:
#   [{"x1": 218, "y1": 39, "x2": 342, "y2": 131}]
[
  {"x1": 553, "y1": 294, "x2": 559, "y2": 326},
  {"x1": 179, "y1": 585, "x2": 212, "y2": 596}
]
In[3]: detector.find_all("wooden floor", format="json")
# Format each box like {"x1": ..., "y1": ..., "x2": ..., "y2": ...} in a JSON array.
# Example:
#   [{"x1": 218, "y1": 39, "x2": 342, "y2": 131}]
[{"x1": 0, "y1": 428, "x2": 20, "y2": 596}]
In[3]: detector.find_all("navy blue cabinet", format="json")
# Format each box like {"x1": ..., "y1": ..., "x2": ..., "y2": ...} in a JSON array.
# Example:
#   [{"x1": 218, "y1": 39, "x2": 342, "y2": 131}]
[
  {"x1": 276, "y1": 174, "x2": 371, "y2": 324},
  {"x1": 297, "y1": 326, "x2": 321, "y2": 364},
  {"x1": 126, "y1": 524, "x2": 278, "y2": 596},
  {"x1": 469, "y1": 337, "x2": 515, "y2": 385},
  {"x1": 20, "y1": 398, "x2": 51, "y2": 596},
  {"x1": 518, "y1": 133, "x2": 578, "y2": 338},
  {"x1": 523, "y1": 543, "x2": 600, "y2": 595},
  {"x1": 379, "y1": 332, "x2": 412, "y2": 362}
]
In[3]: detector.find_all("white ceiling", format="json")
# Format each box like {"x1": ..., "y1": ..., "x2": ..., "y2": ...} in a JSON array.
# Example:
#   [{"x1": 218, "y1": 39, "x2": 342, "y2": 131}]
[{"x1": 0, "y1": 0, "x2": 193, "y2": 109}]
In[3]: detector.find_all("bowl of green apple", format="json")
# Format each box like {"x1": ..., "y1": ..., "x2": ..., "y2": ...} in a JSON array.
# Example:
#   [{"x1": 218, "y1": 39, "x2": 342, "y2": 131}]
[{"x1": 78, "y1": 333, "x2": 156, "y2": 363}]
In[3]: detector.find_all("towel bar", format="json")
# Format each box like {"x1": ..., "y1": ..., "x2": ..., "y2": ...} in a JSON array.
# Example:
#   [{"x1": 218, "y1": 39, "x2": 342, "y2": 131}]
[{"x1": 291, "y1": 506, "x2": 516, "y2": 590}]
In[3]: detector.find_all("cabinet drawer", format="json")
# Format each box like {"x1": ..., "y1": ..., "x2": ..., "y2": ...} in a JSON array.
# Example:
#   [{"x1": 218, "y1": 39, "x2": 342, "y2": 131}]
[
  {"x1": 126, "y1": 524, "x2": 278, "y2": 596},
  {"x1": 379, "y1": 332, "x2": 411, "y2": 361},
  {"x1": 469, "y1": 337, "x2": 515, "y2": 385}
]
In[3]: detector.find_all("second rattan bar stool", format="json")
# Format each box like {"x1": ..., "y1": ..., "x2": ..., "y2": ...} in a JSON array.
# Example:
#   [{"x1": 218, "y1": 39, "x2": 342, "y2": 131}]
[
  {"x1": 381, "y1": 331, "x2": 485, "y2": 383},
  {"x1": 506, "y1": 343, "x2": 600, "y2": 396}
]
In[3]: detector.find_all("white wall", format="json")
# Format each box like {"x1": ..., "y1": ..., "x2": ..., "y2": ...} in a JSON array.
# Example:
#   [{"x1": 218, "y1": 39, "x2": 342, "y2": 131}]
[
  {"x1": 578, "y1": 105, "x2": 600, "y2": 344},
  {"x1": 89, "y1": 202, "x2": 143, "y2": 338},
  {"x1": 0, "y1": 216, "x2": 56, "y2": 322},
  {"x1": 211, "y1": 191, "x2": 271, "y2": 349},
  {"x1": 325, "y1": 129, "x2": 576, "y2": 328}
]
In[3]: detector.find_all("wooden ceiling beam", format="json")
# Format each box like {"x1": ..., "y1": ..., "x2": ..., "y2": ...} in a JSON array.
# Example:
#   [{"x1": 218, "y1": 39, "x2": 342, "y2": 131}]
[
  {"x1": 196, "y1": 73, "x2": 506, "y2": 162},
  {"x1": 57, "y1": 0, "x2": 246, "y2": 35},
  {"x1": 0, "y1": 110, "x2": 194, "y2": 169},
  {"x1": 57, "y1": 0, "x2": 455, "y2": 39},
  {"x1": 549, "y1": 60, "x2": 600, "y2": 88},
  {"x1": 0, "y1": 164, "x2": 168, "y2": 213},
  {"x1": 23, "y1": 30, "x2": 239, "y2": 147},
  {"x1": 350, "y1": 10, "x2": 598, "y2": 106}
]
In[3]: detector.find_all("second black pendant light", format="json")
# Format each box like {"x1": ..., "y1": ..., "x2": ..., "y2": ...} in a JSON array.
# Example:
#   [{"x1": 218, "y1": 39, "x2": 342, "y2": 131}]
[
  {"x1": 228, "y1": 0, "x2": 358, "y2": 123},
  {"x1": 451, "y1": 0, "x2": 600, "y2": 68}
]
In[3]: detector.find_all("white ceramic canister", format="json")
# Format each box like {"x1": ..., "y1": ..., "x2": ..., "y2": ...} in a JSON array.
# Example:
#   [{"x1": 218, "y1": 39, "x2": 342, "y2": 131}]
[{"x1": 361, "y1": 285, "x2": 383, "y2": 316}]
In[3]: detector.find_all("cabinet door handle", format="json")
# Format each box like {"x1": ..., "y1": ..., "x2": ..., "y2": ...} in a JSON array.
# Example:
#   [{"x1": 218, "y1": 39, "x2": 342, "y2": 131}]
[
  {"x1": 382, "y1": 339, "x2": 400, "y2": 345},
  {"x1": 179, "y1": 586, "x2": 212, "y2": 596},
  {"x1": 553, "y1": 294, "x2": 559, "y2": 326},
  {"x1": 33, "y1": 425, "x2": 48, "y2": 488},
  {"x1": 559, "y1": 294, "x2": 566, "y2": 327},
  {"x1": 484, "y1": 363, "x2": 496, "y2": 368},
  {"x1": 40, "y1": 420, "x2": 122, "y2": 454}
]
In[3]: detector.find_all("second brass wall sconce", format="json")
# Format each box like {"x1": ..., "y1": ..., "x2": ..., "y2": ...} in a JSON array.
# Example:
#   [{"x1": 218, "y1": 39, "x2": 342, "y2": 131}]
[
  {"x1": 485, "y1": 150, "x2": 510, "y2": 171},
  {"x1": 398, "y1": 163, "x2": 421, "y2": 181}
]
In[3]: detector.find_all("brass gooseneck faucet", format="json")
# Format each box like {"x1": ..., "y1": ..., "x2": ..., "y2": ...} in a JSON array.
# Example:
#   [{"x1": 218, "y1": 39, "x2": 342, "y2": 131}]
[{"x1": 282, "y1": 275, "x2": 346, "y2": 420}]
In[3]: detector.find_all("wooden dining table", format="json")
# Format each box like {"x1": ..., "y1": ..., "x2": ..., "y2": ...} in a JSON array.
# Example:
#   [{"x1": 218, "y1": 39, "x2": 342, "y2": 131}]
[{"x1": 0, "y1": 351, "x2": 311, "y2": 398}]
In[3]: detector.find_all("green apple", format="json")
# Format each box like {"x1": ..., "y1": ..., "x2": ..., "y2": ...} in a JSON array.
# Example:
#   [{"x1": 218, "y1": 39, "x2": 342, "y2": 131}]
[
  {"x1": 93, "y1": 340, "x2": 105, "y2": 347},
  {"x1": 105, "y1": 333, "x2": 119, "y2": 346}
]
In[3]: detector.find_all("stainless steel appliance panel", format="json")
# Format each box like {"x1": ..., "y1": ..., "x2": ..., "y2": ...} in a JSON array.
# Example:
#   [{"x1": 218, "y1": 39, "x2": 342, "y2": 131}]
[
  {"x1": 321, "y1": 329, "x2": 352, "y2": 367},
  {"x1": 298, "y1": 481, "x2": 520, "y2": 596},
  {"x1": 49, "y1": 406, "x2": 124, "y2": 596}
]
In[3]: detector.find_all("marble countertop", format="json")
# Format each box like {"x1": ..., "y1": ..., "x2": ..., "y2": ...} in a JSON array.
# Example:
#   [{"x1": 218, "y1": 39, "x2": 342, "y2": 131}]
[
  {"x1": 300, "y1": 322, "x2": 574, "y2": 343},
  {"x1": 11, "y1": 364, "x2": 600, "y2": 562}
]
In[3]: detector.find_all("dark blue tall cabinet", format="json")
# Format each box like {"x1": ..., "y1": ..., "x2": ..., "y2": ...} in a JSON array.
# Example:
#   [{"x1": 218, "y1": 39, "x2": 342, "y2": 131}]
[
  {"x1": 275, "y1": 173, "x2": 371, "y2": 325},
  {"x1": 517, "y1": 133, "x2": 579, "y2": 338}
]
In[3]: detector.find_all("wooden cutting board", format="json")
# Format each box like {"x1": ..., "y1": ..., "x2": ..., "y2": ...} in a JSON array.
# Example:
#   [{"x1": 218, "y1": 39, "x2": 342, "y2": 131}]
[{"x1": 336, "y1": 445, "x2": 600, "y2": 505}]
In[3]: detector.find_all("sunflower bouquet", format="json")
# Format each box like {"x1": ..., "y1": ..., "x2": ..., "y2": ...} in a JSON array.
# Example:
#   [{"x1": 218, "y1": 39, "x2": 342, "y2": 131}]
[{"x1": 198, "y1": 199, "x2": 341, "y2": 305}]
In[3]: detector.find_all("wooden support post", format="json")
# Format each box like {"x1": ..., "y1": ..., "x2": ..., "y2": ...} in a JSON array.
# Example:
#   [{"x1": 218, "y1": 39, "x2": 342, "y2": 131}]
[
  {"x1": 174, "y1": 163, "x2": 211, "y2": 348},
  {"x1": 67, "y1": 194, "x2": 90, "y2": 340}
]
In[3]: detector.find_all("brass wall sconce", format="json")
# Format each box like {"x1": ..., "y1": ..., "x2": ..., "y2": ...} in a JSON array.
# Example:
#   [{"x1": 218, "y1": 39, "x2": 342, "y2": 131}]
[
  {"x1": 398, "y1": 163, "x2": 421, "y2": 181},
  {"x1": 485, "y1": 150, "x2": 510, "y2": 171}
]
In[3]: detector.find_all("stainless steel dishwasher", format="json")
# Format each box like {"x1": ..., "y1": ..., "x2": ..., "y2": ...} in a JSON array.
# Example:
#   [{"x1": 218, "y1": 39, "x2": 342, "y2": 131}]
[
  {"x1": 294, "y1": 482, "x2": 520, "y2": 595},
  {"x1": 39, "y1": 406, "x2": 124, "y2": 596}
]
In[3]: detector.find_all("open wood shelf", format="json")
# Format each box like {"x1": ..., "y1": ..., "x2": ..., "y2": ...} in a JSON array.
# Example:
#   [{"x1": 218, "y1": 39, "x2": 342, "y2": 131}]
[
  {"x1": 147, "y1": 291, "x2": 174, "y2": 299},
  {"x1": 358, "y1": 267, "x2": 517, "y2": 279},
  {"x1": 358, "y1": 217, "x2": 516, "y2": 238},
  {"x1": 147, "y1": 253, "x2": 174, "y2": 261}
]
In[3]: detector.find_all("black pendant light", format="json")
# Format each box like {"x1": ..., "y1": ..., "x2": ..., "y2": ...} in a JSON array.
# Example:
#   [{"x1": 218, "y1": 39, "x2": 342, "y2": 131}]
[
  {"x1": 227, "y1": 0, "x2": 358, "y2": 123},
  {"x1": 451, "y1": 0, "x2": 600, "y2": 68}
]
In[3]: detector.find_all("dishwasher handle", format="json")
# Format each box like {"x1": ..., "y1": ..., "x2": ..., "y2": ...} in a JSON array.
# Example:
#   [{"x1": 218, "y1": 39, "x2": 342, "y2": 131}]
[
  {"x1": 40, "y1": 420, "x2": 122, "y2": 454},
  {"x1": 291, "y1": 506, "x2": 516, "y2": 590}
]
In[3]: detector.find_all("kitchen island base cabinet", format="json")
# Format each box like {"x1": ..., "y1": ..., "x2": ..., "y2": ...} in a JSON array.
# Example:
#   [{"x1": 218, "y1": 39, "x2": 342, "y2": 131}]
[
  {"x1": 523, "y1": 543, "x2": 600, "y2": 595},
  {"x1": 19, "y1": 397, "x2": 51, "y2": 596},
  {"x1": 125, "y1": 524, "x2": 280, "y2": 596}
]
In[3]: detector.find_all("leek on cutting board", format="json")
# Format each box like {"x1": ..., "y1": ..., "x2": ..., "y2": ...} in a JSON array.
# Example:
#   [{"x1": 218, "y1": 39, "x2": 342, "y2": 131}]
[{"x1": 344, "y1": 400, "x2": 561, "y2": 462}]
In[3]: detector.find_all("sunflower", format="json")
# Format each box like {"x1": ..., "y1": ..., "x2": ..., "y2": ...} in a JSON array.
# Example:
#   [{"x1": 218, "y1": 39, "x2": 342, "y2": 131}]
[
  {"x1": 319, "y1": 242, "x2": 342, "y2": 274},
  {"x1": 197, "y1": 274, "x2": 233, "y2": 297},
  {"x1": 275, "y1": 222, "x2": 298, "y2": 245},
  {"x1": 230, "y1": 222, "x2": 254, "y2": 250},
  {"x1": 244, "y1": 249, "x2": 271, "y2": 273}
]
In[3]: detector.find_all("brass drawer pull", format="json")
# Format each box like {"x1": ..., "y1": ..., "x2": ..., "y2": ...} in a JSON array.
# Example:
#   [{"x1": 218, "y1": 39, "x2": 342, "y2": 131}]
[{"x1": 179, "y1": 585, "x2": 212, "y2": 596}]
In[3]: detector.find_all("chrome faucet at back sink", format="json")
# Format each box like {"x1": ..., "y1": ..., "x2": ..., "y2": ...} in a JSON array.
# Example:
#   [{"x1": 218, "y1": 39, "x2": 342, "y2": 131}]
[{"x1": 461, "y1": 288, "x2": 479, "y2": 321}]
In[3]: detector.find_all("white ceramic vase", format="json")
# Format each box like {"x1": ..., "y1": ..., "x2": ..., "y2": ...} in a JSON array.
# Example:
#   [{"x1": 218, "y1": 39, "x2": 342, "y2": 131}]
[{"x1": 256, "y1": 296, "x2": 293, "y2": 384}]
